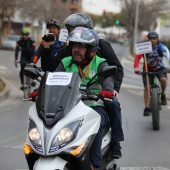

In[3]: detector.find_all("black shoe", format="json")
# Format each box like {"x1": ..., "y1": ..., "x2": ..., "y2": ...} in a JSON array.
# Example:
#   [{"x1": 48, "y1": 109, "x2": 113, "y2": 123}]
[
  {"x1": 161, "y1": 94, "x2": 167, "y2": 105},
  {"x1": 109, "y1": 142, "x2": 122, "y2": 159},
  {"x1": 31, "y1": 80, "x2": 36, "y2": 87},
  {"x1": 143, "y1": 107, "x2": 151, "y2": 116},
  {"x1": 20, "y1": 85, "x2": 27, "y2": 91}
]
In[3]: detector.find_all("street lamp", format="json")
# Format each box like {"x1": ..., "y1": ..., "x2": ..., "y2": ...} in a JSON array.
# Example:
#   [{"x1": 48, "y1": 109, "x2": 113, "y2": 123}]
[{"x1": 133, "y1": 0, "x2": 140, "y2": 54}]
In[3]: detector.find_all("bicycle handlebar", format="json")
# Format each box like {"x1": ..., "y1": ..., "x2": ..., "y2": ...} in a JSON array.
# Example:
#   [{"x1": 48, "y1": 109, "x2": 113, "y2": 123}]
[{"x1": 140, "y1": 68, "x2": 169, "y2": 75}]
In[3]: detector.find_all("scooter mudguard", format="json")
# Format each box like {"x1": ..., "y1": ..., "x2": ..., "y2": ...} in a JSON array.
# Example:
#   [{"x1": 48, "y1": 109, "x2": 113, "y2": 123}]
[{"x1": 34, "y1": 156, "x2": 68, "y2": 170}]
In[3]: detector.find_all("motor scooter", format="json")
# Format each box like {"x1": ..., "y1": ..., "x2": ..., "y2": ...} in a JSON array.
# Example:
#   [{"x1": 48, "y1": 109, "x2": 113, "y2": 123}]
[{"x1": 23, "y1": 64, "x2": 117, "y2": 170}]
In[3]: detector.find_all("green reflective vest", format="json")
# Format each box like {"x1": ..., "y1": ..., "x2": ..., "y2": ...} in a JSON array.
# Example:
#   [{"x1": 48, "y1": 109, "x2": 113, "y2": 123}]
[{"x1": 62, "y1": 55, "x2": 106, "y2": 107}]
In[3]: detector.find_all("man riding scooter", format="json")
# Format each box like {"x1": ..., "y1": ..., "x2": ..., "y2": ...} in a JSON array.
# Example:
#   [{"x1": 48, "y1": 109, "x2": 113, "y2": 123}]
[{"x1": 25, "y1": 27, "x2": 124, "y2": 170}]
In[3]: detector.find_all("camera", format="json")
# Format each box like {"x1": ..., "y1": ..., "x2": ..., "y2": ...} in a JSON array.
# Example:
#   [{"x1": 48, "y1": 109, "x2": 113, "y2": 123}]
[{"x1": 42, "y1": 34, "x2": 55, "y2": 42}]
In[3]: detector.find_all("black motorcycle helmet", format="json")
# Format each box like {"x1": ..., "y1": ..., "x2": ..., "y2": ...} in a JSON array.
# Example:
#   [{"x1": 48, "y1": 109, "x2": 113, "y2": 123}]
[
  {"x1": 46, "y1": 19, "x2": 61, "y2": 29},
  {"x1": 68, "y1": 27, "x2": 99, "y2": 62},
  {"x1": 63, "y1": 13, "x2": 93, "y2": 32},
  {"x1": 147, "y1": 31, "x2": 159, "y2": 38}
]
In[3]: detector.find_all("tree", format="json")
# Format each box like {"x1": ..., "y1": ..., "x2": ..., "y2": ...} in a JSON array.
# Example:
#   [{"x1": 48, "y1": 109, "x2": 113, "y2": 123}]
[
  {"x1": 120, "y1": 0, "x2": 169, "y2": 55},
  {"x1": 18, "y1": 0, "x2": 72, "y2": 25},
  {"x1": 0, "y1": 0, "x2": 17, "y2": 48},
  {"x1": 88, "y1": 12, "x2": 125, "y2": 28},
  {"x1": 0, "y1": 0, "x2": 74, "y2": 44}
]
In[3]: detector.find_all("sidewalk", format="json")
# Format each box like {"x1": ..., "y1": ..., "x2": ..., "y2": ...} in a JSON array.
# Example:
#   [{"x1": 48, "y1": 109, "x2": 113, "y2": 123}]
[{"x1": 0, "y1": 78, "x2": 10, "y2": 103}]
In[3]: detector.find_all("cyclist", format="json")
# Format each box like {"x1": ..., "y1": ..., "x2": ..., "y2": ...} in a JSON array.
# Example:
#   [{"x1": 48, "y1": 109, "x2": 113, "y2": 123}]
[
  {"x1": 32, "y1": 19, "x2": 65, "y2": 65},
  {"x1": 134, "y1": 31, "x2": 170, "y2": 116},
  {"x1": 39, "y1": 13, "x2": 124, "y2": 159},
  {"x1": 14, "y1": 27, "x2": 36, "y2": 90}
]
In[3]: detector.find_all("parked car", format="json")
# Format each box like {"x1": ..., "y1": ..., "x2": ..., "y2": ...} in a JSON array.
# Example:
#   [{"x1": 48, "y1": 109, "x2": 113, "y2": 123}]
[{"x1": 1, "y1": 34, "x2": 20, "y2": 50}]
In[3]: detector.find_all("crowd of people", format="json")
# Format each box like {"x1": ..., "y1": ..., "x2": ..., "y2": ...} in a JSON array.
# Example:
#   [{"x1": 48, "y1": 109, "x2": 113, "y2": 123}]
[{"x1": 14, "y1": 13, "x2": 170, "y2": 170}]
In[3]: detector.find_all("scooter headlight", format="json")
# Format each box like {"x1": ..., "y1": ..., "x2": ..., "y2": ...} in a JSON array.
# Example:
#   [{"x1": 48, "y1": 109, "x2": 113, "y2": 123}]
[
  {"x1": 50, "y1": 120, "x2": 80, "y2": 153},
  {"x1": 28, "y1": 119, "x2": 43, "y2": 153},
  {"x1": 54, "y1": 128, "x2": 73, "y2": 144},
  {"x1": 29, "y1": 128, "x2": 41, "y2": 146}
]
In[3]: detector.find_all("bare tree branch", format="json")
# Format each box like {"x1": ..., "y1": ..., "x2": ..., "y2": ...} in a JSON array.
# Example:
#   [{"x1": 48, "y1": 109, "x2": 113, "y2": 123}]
[{"x1": 120, "y1": 0, "x2": 169, "y2": 55}]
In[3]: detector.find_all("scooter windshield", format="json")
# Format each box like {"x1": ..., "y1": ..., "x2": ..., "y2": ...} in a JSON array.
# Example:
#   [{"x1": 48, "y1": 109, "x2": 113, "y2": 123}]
[{"x1": 36, "y1": 72, "x2": 81, "y2": 127}]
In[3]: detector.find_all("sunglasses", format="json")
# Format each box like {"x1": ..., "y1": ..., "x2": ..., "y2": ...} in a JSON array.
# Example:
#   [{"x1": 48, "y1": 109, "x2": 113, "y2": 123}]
[{"x1": 22, "y1": 33, "x2": 29, "y2": 36}]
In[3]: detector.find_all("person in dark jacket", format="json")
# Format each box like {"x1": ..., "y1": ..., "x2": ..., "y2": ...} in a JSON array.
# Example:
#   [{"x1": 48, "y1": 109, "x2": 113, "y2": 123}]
[
  {"x1": 14, "y1": 27, "x2": 36, "y2": 90},
  {"x1": 32, "y1": 19, "x2": 65, "y2": 64},
  {"x1": 41, "y1": 14, "x2": 123, "y2": 96},
  {"x1": 34, "y1": 13, "x2": 124, "y2": 159}
]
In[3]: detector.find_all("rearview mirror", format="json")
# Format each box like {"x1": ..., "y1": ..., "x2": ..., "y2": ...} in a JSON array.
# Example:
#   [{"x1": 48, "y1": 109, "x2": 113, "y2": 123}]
[
  {"x1": 87, "y1": 66, "x2": 117, "y2": 88},
  {"x1": 24, "y1": 66, "x2": 41, "y2": 80},
  {"x1": 99, "y1": 66, "x2": 117, "y2": 78}
]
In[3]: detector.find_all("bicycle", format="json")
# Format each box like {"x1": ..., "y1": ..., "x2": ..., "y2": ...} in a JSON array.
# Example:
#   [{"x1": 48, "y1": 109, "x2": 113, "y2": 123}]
[
  {"x1": 15, "y1": 62, "x2": 36, "y2": 99},
  {"x1": 140, "y1": 69, "x2": 168, "y2": 130},
  {"x1": 23, "y1": 71, "x2": 33, "y2": 99}
]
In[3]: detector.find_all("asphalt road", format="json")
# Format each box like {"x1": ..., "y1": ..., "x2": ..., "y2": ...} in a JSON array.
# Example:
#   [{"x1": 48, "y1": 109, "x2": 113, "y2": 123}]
[{"x1": 0, "y1": 43, "x2": 170, "y2": 170}]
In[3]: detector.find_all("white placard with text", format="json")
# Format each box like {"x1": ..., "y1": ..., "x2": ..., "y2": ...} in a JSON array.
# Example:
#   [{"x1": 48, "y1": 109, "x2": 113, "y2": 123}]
[
  {"x1": 46, "y1": 72, "x2": 72, "y2": 86},
  {"x1": 135, "y1": 41, "x2": 152, "y2": 54},
  {"x1": 59, "y1": 29, "x2": 68, "y2": 42}
]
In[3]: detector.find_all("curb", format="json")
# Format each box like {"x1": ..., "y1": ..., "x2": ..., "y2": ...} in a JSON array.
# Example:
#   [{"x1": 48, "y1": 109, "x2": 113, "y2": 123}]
[{"x1": 0, "y1": 78, "x2": 10, "y2": 102}]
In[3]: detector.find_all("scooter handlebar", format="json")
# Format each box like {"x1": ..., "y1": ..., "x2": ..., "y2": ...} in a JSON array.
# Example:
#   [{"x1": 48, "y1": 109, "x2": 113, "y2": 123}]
[{"x1": 82, "y1": 93, "x2": 113, "y2": 102}]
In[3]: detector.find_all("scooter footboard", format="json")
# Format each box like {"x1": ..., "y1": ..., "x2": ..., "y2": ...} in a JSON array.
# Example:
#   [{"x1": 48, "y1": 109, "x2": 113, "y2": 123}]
[{"x1": 34, "y1": 156, "x2": 68, "y2": 170}]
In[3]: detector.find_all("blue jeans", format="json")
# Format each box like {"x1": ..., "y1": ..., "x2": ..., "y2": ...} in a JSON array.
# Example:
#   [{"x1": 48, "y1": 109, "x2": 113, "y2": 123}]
[
  {"x1": 89, "y1": 106, "x2": 109, "y2": 168},
  {"x1": 105, "y1": 97, "x2": 124, "y2": 142},
  {"x1": 89, "y1": 98, "x2": 124, "y2": 167}
]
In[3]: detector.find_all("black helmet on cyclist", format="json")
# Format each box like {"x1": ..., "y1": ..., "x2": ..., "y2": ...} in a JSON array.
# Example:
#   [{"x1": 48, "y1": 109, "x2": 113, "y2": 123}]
[
  {"x1": 68, "y1": 27, "x2": 98, "y2": 60},
  {"x1": 147, "y1": 31, "x2": 159, "y2": 38},
  {"x1": 63, "y1": 13, "x2": 93, "y2": 32},
  {"x1": 46, "y1": 19, "x2": 61, "y2": 29}
]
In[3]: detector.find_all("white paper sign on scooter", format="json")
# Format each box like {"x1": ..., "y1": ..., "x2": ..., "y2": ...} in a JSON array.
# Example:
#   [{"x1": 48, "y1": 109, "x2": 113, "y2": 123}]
[
  {"x1": 46, "y1": 72, "x2": 72, "y2": 86},
  {"x1": 135, "y1": 41, "x2": 152, "y2": 54},
  {"x1": 59, "y1": 29, "x2": 68, "y2": 42}
]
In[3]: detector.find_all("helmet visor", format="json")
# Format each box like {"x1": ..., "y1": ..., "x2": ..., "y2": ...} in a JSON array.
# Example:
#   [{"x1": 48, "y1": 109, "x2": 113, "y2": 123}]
[{"x1": 68, "y1": 27, "x2": 97, "y2": 47}]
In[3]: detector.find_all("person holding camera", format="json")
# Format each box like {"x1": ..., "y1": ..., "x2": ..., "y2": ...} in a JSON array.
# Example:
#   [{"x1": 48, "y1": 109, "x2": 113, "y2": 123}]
[{"x1": 32, "y1": 19, "x2": 65, "y2": 65}]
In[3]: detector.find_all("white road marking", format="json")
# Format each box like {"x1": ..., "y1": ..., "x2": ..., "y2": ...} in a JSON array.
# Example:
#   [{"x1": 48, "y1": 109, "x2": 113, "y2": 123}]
[
  {"x1": 120, "y1": 168, "x2": 170, "y2": 170},
  {"x1": 127, "y1": 89, "x2": 143, "y2": 96},
  {"x1": 0, "y1": 66, "x2": 7, "y2": 70}
]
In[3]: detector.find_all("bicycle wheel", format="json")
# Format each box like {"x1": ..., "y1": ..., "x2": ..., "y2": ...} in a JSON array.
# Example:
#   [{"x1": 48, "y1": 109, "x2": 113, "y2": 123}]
[
  {"x1": 150, "y1": 87, "x2": 160, "y2": 130},
  {"x1": 23, "y1": 75, "x2": 31, "y2": 99}
]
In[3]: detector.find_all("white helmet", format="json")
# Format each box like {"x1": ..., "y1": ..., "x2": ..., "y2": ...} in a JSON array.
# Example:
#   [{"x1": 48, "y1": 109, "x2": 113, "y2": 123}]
[{"x1": 68, "y1": 27, "x2": 98, "y2": 48}]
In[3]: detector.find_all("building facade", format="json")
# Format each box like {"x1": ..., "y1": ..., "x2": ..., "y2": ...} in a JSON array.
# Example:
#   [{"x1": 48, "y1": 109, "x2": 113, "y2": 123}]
[{"x1": 1, "y1": 0, "x2": 82, "y2": 42}]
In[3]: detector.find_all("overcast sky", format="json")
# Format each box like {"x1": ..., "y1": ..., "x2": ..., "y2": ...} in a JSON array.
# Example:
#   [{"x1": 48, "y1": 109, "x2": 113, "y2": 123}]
[{"x1": 82, "y1": 0, "x2": 121, "y2": 15}]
